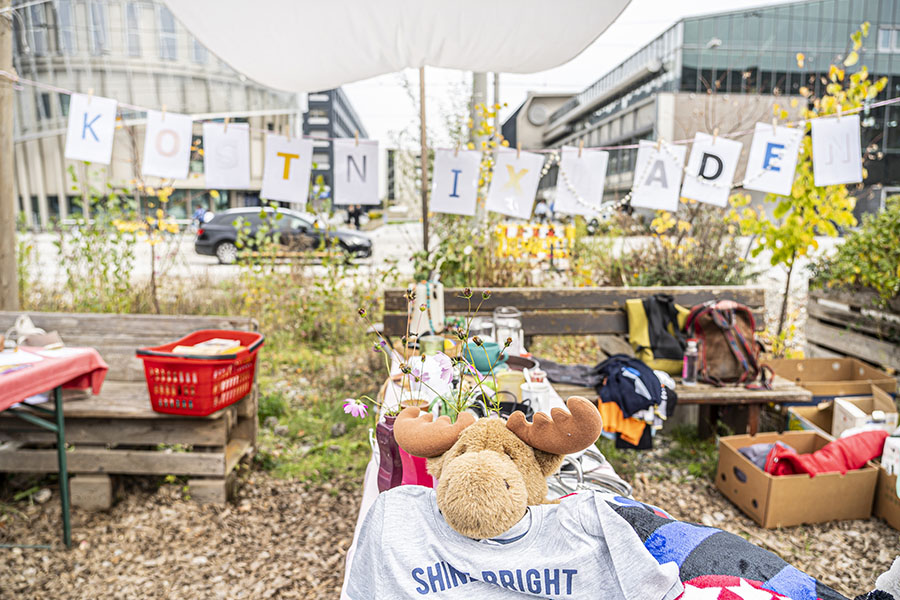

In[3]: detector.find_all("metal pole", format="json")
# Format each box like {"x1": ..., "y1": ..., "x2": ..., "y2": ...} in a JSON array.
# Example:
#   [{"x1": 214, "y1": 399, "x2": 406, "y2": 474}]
[
  {"x1": 0, "y1": 0, "x2": 19, "y2": 310},
  {"x1": 419, "y1": 66, "x2": 428, "y2": 253},
  {"x1": 54, "y1": 386, "x2": 71, "y2": 548}
]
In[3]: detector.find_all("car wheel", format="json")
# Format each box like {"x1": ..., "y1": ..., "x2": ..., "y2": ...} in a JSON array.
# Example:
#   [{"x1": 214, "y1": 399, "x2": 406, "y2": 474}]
[{"x1": 215, "y1": 241, "x2": 238, "y2": 264}]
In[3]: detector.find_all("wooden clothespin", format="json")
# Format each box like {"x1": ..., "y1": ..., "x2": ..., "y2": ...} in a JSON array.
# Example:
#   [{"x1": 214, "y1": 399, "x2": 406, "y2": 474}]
[
  {"x1": 354, "y1": 130, "x2": 359, "y2": 147},
  {"x1": 837, "y1": 104, "x2": 842, "y2": 121},
  {"x1": 712, "y1": 127, "x2": 719, "y2": 144},
  {"x1": 87, "y1": 88, "x2": 94, "y2": 105},
  {"x1": 224, "y1": 117, "x2": 230, "y2": 133},
  {"x1": 655, "y1": 138, "x2": 663, "y2": 152},
  {"x1": 161, "y1": 104, "x2": 167, "y2": 122},
  {"x1": 516, "y1": 141, "x2": 521, "y2": 159},
  {"x1": 578, "y1": 139, "x2": 584, "y2": 158},
  {"x1": 772, "y1": 117, "x2": 778, "y2": 135},
  {"x1": 454, "y1": 142, "x2": 459, "y2": 157}
]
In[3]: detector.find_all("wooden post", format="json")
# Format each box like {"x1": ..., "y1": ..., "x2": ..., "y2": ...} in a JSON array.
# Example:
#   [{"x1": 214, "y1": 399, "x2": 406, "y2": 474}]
[
  {"x1": 0, "y1": 0, "x2": 18, "y2": 310},
  {"x1": 419, "y1": 66, "x2": 428, "y2": 253}
]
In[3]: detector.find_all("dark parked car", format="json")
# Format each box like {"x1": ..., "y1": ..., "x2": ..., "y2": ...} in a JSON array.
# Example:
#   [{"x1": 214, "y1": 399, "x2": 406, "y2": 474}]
[{"x1": 195, "y1": 207, "x2": 373, "y2": 264}]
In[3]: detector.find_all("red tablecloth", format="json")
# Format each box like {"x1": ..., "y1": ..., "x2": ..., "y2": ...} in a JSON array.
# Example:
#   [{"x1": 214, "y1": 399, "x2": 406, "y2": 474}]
[{"x1": 0, "y1": 347, "x2": 108, "y2": 412}]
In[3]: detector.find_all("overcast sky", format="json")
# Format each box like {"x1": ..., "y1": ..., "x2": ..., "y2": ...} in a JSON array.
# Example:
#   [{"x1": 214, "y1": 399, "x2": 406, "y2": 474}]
[{"x1": 343, "y1": 0, "x2": 789, "y2": 149}]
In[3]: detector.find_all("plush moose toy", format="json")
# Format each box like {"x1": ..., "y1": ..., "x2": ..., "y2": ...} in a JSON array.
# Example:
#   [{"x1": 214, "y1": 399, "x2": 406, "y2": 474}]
[{"x1": 346, "y1": 397, "x2": 900, "y2": 600}]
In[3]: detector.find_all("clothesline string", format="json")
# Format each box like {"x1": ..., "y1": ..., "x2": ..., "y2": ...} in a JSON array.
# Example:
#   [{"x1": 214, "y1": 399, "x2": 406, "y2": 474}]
[{"x1": 2, "y1": 69, "x2": 899, "y2": 152}]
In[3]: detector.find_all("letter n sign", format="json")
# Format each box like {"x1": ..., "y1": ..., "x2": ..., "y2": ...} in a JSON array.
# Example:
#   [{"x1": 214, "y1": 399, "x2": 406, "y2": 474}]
[
  {"x1": 64, "y1": 93, "x2": 118, "y2": 164},
  {"x1": 333, "y1": 138, "x2": 380, "y2": 205}
]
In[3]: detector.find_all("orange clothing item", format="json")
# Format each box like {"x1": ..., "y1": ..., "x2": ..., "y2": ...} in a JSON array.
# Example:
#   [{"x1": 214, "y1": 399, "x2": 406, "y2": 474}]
[{"x1": 598, "y1": 401, "x2": 646, "y2": 446}]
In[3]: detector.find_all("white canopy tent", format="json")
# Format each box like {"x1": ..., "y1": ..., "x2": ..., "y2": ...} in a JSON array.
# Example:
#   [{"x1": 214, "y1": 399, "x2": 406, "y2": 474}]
[
  {"x1": 162, "y1": 0, "x2": 631, "y2": 93},
  {"x1": 162, "y1": 0, "x2": 631, "y2": 250}
]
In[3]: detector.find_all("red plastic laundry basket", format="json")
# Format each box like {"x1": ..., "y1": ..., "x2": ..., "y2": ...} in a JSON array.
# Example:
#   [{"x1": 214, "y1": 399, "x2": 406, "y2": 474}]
[{"x1": 136, "y1": 329, "x2": 265, "y2": 416}]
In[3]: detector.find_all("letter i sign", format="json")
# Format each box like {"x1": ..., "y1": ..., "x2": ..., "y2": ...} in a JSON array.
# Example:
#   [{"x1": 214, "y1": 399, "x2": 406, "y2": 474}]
[{"x1": 64, "y1": 93, "x2": 118, "y2": 164}]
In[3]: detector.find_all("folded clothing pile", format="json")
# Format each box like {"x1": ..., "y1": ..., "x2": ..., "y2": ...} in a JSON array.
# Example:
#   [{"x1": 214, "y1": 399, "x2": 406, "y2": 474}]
[{"x1": 738, "y1": 430, "x2": 889, "y2": 477}]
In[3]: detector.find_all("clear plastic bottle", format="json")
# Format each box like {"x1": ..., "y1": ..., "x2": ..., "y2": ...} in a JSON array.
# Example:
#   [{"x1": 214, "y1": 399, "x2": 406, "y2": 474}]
[{"x1": 682, "y1": 339, "x2": 699, "y2": 385}]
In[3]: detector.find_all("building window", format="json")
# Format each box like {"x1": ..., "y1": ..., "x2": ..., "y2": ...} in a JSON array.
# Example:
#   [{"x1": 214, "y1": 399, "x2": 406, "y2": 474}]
[
  {"x1": 89, "y1": 0, "x2": 109, "y2": 55},
  {"x1": 55, "y1": 0, "x2": 76, "y2": 54},
  {"x1": 125, "y1": 2, "x2": 141, "y2": 57},
  {"x1": 878, "y1": 27, "x2": 900, "y2": 53},
  {"x1": 191, "y1": 37, "x2": 208, "y2": 64},
  {"x1": 59, "y1": 93, "x2": 70, "y2": 117},
  {"x1": 27, "y1": 5, "x2": 48, "y2": 56},
  {"x1": 158, "y1": 6, "x2": 177, "y2": 61}
]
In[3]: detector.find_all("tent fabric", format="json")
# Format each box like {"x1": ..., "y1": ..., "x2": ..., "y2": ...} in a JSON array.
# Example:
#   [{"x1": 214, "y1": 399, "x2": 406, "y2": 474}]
[{"x1": 162, "y1": 0, "x2": 631, "y2": 93}]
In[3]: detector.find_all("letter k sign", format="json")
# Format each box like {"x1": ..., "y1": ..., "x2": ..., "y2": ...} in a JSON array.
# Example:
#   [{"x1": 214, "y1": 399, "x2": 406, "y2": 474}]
[{"x1": 64, "y1": 93, "x2": 118, "y2": 165}]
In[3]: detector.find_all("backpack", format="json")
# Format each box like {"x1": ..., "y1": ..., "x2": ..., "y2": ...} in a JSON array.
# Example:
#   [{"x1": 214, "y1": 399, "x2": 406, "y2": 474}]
[
  {"x1": 625, "y1": 294, "x2": 690, "y2": 376},
  {"x1": 684, "y1": 300, "x2": 772, "y2": 388}
]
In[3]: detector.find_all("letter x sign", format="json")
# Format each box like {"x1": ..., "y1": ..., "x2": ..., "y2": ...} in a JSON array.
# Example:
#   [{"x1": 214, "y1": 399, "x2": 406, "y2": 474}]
[{"x1": 64, "y1": 93, "x2": 118, "y2": 164}]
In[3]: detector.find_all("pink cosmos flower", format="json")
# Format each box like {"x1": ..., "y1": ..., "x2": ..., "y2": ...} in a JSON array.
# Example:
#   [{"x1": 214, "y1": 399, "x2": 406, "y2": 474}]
[
  {"x1": 410, "y1": 367, "x2": 430, "y2": 383},
  {"x1": 343, "y1": 398, "x2": 368, "y2": 418},
  {"x1": 434, "y1": 352, "x2": 453, "y2": 384}
]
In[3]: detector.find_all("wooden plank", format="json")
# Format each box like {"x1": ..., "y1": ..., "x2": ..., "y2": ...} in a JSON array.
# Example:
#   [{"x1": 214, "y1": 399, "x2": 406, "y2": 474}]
[
  {"x1": 808, "y1": 302, "x2": 899, "y2": 339},
  {"x1": 0, "y1": 446, "x2": 225, "y2": 476},
  {"x1": 70, "y1": 474, "x2": 114, "y2": 511},
  {"x1": 806, "y1": 342, "x2": 846, "y2": 359},
  {"x1": 807, "y1": 320, "x2": 900, "y2": 371},
  {"x1": 552, "y1": 376, "x2": 810, "y2": 406},
  {"x1": 0, "y1": 381, "x2": 235, "y2": 420},
  {"x1": 0, "y1": 312, "x2": 257, "y2": 337},
  {"x1": 224, "y1": 437, "x2": 252, "y2": 474},
  {"x1": 808, "y1": 288, "x2": 899, "y2": 312},
  {"x1": 384, "y1": 286, "x2": 765, "y2": 312},
  {"x1": 0, "y1": 415, "x2": 228, "y2": 446}
]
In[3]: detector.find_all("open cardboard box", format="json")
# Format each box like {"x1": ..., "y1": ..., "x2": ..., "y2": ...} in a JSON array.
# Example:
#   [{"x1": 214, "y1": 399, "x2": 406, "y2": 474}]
[
  {"x1": 768, "y1": 358, "x2": 896, "y2": 400},
  {"x1": 787, "y1": 385, "x2": 899, "y2": 439},
  {"x1": 875, "y1": 466, "x2": 900, "y2": 531},
  {"x1": 716, "y1": 431, "x2": 878, "y2": 528}
]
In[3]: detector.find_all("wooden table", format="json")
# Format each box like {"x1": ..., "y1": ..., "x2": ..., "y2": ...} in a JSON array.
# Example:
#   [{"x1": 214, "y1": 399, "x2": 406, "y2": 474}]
[
  {"x1": 552, "y1": 375, "x2": 812, "y2": 437},
  {"x1": 0, "y1": 347, "x2": 108, "y2": 549}
]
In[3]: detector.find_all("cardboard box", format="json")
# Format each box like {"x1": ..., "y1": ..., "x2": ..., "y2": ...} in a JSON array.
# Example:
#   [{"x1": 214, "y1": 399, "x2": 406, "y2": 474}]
[
  {"x1": 832, "y1": 388, "x2": 899, "y2": 437},
  {"x1": 716, "y1": 431, "x2": 878, "y2": 528},
  {"x1": 768, "y1": 358, "x2": 897, "y2": 399},
  {"x1": 786, "y1": 403, "x2": 835, "y2": 439},
  {"x1": 874, "y1": 466, "x2": 900, "y2": 531}
]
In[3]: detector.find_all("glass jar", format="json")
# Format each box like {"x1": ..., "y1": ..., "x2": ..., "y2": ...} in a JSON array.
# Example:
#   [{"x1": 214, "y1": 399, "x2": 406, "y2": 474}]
[{"x1": 493, "y1": 306, "x2": 524, "y2": 357}]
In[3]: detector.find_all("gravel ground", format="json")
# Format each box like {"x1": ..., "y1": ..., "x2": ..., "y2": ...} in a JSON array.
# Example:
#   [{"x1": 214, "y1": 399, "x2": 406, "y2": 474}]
[
  {"x1": 0, "y1": 473, "x2": 362, "y2": 599},
  {"x1": 2, "y1": 443, "x2": 896, "y2": 599}
]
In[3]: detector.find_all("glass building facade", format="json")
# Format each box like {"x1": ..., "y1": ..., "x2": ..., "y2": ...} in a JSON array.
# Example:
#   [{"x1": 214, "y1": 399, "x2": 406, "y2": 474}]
[{"x1": 543, "y1": 0, "x2": 900, "y2": 206}]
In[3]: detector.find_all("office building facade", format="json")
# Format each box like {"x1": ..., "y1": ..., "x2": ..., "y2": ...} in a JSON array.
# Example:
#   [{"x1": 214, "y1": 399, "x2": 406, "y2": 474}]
[
  {"x1": 11, "y1": 0, "x2": 304, "y2": 228},
  {"x1": 530, "y1": 0, "x2": 900, "y2": 213},
  {"x1": 303, "y1": 87, "x2": 369, "y2": 208}
]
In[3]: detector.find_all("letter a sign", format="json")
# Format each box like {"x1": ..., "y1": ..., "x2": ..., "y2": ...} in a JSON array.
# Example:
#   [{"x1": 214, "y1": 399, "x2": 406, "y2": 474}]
[
  {"x1": 64, "y1": 93, "x2": 118, "y2": 164},
  {"x1": 260, "y1": 133, "x2": 313, "y2": 205},
  {"x1": 430, "y1": 149, "x2": 481, "y2": 216},
  {"x1": 630, "y1": 140, "x2": 686, "y2": 212},
  {"x1": 334, "y1": 138, "x2": 379, "y2": 205},
  {"x1": 142, "y1": 110, "x2": 194, "y2": 180}
]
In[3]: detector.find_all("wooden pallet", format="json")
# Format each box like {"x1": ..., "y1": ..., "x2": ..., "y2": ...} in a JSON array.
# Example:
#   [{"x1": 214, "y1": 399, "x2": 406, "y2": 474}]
[
  {"x1": 0, "y1": 312, "x2": 261, "y2": 507},
  {"x1": 806, "y1": 290, "x2": 900, "y2": 372}
]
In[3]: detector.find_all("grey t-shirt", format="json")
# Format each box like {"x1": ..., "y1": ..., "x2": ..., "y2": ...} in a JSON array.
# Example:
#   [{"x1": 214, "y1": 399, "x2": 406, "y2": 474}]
[{"x1": 346, "y1": 486, "x2": 683, "y2": 599}]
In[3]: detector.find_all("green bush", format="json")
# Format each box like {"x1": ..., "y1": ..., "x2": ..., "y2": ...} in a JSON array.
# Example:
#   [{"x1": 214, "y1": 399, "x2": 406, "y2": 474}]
[{"x1": 810, "y1": 195, "x2": 900, "y2": 306}]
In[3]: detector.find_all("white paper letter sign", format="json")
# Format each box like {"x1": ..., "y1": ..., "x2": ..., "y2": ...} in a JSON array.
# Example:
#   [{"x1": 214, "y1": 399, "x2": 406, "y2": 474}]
[
  {"x1": 203, "y1": 122, "x2": 251, "y2": 189},
  {"x1": 430, "y1": 149, "x2": 481, "y2": 216},
  {"x1": 260, "y1": 134, "x2": 313, "y2": 204},
  {"x1": 630, "y1": 140, "x2": 687, "y2": 212},
  {"x1": 485, "y1": 149, "x2": 544, "y2": 220},
  {"x1": 743, "y1": 123, "x2": 803, "y2": 196},
  {"x1": 680, "y1": 132, "x2": 742, "y2": 207},
  {"x1": 64, "y1": 93, "x2": 118, "y2": 164},
  {"x1": 141, "y1": 110, "x2": 193, "y2": 180},
  {"x1": 556, "y1": 146, "x2": 609, "y2": 216},
  {"x1": 333, "y1": 139, "x2": 379, "y2": 205},
  {"x1": 812, "y1": 115, "x2": 862, "y2": 187}
]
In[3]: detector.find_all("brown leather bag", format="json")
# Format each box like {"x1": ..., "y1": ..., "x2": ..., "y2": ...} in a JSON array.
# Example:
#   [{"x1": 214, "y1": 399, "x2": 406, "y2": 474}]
[{"x1": 684, "y1": 300, "x2": 771, "y2": 388}]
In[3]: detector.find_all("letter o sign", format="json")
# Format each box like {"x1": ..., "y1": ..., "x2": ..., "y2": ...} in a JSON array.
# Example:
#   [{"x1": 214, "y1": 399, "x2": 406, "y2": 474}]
[{"x1": 155, "y1": 129, "x2": 180, "y2": 158}]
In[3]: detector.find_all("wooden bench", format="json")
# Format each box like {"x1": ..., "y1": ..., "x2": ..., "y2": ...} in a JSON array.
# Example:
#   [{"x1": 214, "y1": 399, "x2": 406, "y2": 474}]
[
  {"x1": 383, "y1": 286, "x2": 812, "y2": 436},
  {"x1": 0, "y1": 312, "x2": 260, "y2": 507}
]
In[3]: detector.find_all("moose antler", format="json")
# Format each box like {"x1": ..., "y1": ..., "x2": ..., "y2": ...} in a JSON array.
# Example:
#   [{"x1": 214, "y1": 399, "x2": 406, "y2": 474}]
[
  {"x1": 506, "y1": 397, "x2": 603, "y2": 455},
  {"x1": 393, "y1": 406, "x2": 476, "y2": 458}
]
